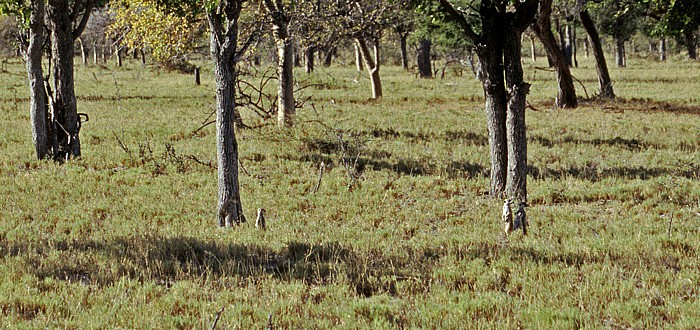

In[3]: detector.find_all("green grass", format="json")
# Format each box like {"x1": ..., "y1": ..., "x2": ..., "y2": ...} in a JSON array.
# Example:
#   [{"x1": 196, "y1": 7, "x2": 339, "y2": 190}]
[{"x1": 1, "y1": 55, "x2": 699, "y2": 329}]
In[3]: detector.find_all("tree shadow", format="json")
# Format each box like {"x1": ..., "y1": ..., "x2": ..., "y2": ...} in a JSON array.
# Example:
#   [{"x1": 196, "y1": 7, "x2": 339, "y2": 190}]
[{"x1": 528, "y1": 163, "x2": 698, "y2": 182}]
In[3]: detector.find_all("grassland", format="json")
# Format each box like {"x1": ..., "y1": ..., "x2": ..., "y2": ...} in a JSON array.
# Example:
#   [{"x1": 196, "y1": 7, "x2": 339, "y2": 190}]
[{"x1": 0, "y1": 54, "x2": 699, "y2": 329}]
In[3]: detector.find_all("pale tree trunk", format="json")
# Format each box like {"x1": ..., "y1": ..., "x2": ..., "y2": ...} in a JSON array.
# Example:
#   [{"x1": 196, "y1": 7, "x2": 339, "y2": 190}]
[
  {"x1": 530, "y1": 36, "x2": 537, "y2": 62},
  {"x1": 615, "y1": 37, "x2": 626, "y2": 67},
  {"x1": 570, "y1": 23, "x2": 577, "y2": 67},
  {"x1": 354, "y1": 44, "x2": 363, "y2": 72},
  {"x1": 354, "y1": 36, "x2": 382, "y2": 99},
  {"x1": 23, "y1": 0, "x2": 50, "y2": 159},
  {"x1": 265, "y1": 0, "x2": 295, "y2": 127},
  {"x1": 584, "y1": 38, "x2": 589, "y2": 58},
  {"x1": 580, "y1": 10, "x2": 614, "y2": 99},
  {"x1": 92, "y1": 40, "x2": 98, "y2": 64},
  {"x1": 47, "y1": 0, "x2": 92, "y2": 160},
  {"x1": 78, "y1": 37, "x2": 88, "y2": 67},
  {"x1": 208, "y1": 11, "x2": 246, "y2": 227},
  {"x1": 532, "y1": 0, "x2": 577, "y2": 108},
  {"x1": 683, "y1": 30, "x2": 697, "y2": 60},
  {"x1": 504, "y1": 29, "x2": 528, "y2": 202},
  {"x1": 659, "y1": 38, "x2": 666, "y2": 62},
  {"x1": 563, "y1": 23, "x2": 573, "y2": 66},
  {"x1": 115, "y1": 44, "x2": 123, "y2": 67},
  {"x1": 417, "y1": 38, "x2": 432, "y2": 78}
]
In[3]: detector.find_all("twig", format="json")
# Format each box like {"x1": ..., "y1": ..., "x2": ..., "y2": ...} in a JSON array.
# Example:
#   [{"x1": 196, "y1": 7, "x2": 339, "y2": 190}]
[
  {"x1": 192, "y1": 120, "x2": 215, "y2": 136},
  {"x1": 211, "y1": 306, "x2": 224, "y2": 330},
  {"x1": 239, "y1": 159, "x2": 251, "y2": 177},
  {"x1": 667, "y1": 212, "x2": 673, "y2": 239},
  {"x1": 571, "y1": 74, "x2": 589, "y2": 99},
  {"x1": 313, "y1": 161, "x2": 326, "y2": 193}
]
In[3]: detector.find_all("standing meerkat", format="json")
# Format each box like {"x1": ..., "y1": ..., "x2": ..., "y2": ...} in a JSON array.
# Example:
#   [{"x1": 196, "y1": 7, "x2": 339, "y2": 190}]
[
  {"x1": 502, "y1": 198, "x2": 513, "y2": 236},
  {"x1": 256, "y1": 208, "x2": 266, "y2": 230}
]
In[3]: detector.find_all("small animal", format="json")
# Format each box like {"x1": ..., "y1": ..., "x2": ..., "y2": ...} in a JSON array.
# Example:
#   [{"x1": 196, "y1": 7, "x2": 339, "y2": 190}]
[
  {"x1": 256, "y1": 208, "x2": 266, "y2": 230},
  {"x1": 502, "y1": 198, "x2": 513, "y2": 236},
  {"x1": 513, "y1": 202, "x2": 529, "y2": 235}
]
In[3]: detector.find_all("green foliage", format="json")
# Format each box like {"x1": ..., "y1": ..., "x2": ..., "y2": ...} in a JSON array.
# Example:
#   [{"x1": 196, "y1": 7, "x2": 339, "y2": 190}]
[
  {"x1": 0, "y1": 55, "x2": 700, "y2": 327},
  {"x1": 588, "y1": 0, "x2": 645, "y2": 41},
  {"x1": 0, "y1": 0, "x2": 29, "y2": 28}
]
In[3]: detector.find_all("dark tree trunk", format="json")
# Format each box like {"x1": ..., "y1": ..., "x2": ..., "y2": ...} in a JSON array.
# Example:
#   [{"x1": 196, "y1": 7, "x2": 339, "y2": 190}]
[
  {"x1": 24, "y1": 0, "x2": 50, "y2": 159},
  {"x1": 417, "y1": 39, "x2": 432, "y2": 78},
  {"x1": 683, "y1": 30, "x2": 697, "y2": 60},
  {"x1": 208, "y1": 11, "x2": 245, "y2": 228},
  {"x1": 293, "y1": 44, "x2": 301, "y2": 67},
  {"x1": 504, "y1": 28, "x2": 528, "y2": 202},
  {"x1": 399, "y1": 34, "x2": 409, "y2": 70},
  {"x1": 532, "y1": 0, "x2": 577, "y2": 108},
  {"x1": 580, "y1": 9, "x2": 614, "y2": 99},
  {"x1": 322, "y1": 46, "x2": 334, "y2": 67},
  {"x1": 305, "y1": 46, "x2": 315, "y2": 73},
  {"x1": 659, "y1": 38, "x2": 666, "y2": 62},
  {"x1": 615, "y1": 37, "x2": 626, "y2": 67},
  {"x1": 140, "y1": 48, "x2": 146, "y2": 66},
  {"x1": 355, "y1": 36, "x2": 382, "y2": 99}
]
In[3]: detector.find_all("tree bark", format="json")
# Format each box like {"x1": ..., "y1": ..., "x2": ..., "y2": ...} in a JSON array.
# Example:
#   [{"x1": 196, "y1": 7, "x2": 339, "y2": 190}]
[
  {"x1": 504, "y1": 29, "x2": 528, "y2": 202},
  {"x1": 304, "y1": 46, "x2": 314, "y2": 73},
  {"x1": 354, "y1": 36, "x2": 382, "y2": 99},
  {"x1": 417, "y1": 38, "x2": 432, "y2": 78},
  {"x1": 115, "y1": 44, "x2": 123, "y2": 67},
  {"x1": 580, "y1": 9, "x2": 614, "y2": 99},
  {"x1": 208, "y1": 11, "x2": 245, "y2": 227},
  {"x1": 265, "y1": 1, "x2": 295, "y2": 127},
  {"x1": 78, "y1": 37, "x2": 88, "y2": 67},
  {"x1": 322, "y1": 46, "x2": 334, "y2": 67},
  {"x1": 532, "y1": 0, "x2": 577, "y2": 108},
  {"x1": 399, "y1": 34, "x2": 408, "y2": 70},
  {"x1": 615, "y1": 37, "x2": 626, "y2": 67},
  {"x1": 354, "y1": 44, "x2": 363, "y2": 72},
  {"x1": 659, "y1": 38, "x2": 666, "y2": 62},
  {"x1": 24, "y1": 0, "x2": 50, "y2": 159},
  {"x1": 530, "y1": 36, "x2": 537, "y2": 62},
  {"x1": 93, "y1": 40, "x2": 98, "y2": 64},
  {"x1": 683, "y1": 30, "x2": 697, "y2": 60}
]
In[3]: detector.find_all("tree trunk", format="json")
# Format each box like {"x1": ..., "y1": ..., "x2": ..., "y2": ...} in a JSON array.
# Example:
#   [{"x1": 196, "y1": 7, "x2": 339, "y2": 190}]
[
  {"x1": 571, "y1": 23, "x2": 578, "y2": 67},
  {"x1": 47, "y1": 0, "x2": 81, "y2": 160},
  {"x1": 532, "y1": 0, "x2": 577, "y2": 108},
  {"x1": 115, "y1": 45, "x2": 123, "y2": 67},
  {"x1": 93, "y1": 40, "x2": 98, "y2": 64},
  {"x1": 417, "y1": 38, "x2": 432, "y2": 78},
  {"x1": 354, "y1": 44, "x2": 363, "y2": 72},
  {"x1": 293, "y1": 44, "x2": 301, "y2": 67},
  {"x1": 24, "y1": 0, "x2": 50, "y2": 159},
  {"x1": 614, "y1": 38, "x2": 626, "y2": 67},
  {"x1": 399, "y1": 34, "x2": 408, "y2": 70},
  {"x1": 140, "y1": 48, "x2": 146, "y2": 66},
  {"x1": 563, "y1": 23, "x2": 573, "y2": 66},
  {"x1": 78, "y1": 37, "x2": 88, "y2": 67},
  {"x1": 583, "y1": 38, "x2": 589, "y2": 58},
  {"x1": 659, "y1": 38, "x2": 666, "y2": 62},
  {"x1": 683, "y1": 30, "x2": 697, "y2": 60},
  {"x1": 580, "y1": 9, "x2": 614, "y2": 99},
  {"x1": 208, "y1": 13, "x2": 245, "y2": 227},
  {"x1": 504, "y1": 29, "x2": 528, "y2": 202},
  {"x1": 530, "y1": 36, "x2": 537, "y2": 62},
  {"x1": 322, "y1": 46, "x2": 334, "y2": 67},
  {"x1": 354, "y1": 36, "x2": 382, "y2": 99},
  {"x1": 304, "y1": 46, "x2": 314, "y2": 73},
  {"x1": 272, "y1": 17, "x2": 295, "y2": 127}
]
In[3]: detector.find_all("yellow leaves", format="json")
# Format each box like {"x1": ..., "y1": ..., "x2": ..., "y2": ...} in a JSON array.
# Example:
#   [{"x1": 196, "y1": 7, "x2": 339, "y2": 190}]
[{"x1": 107, "y1": 0, "x2": 196, "y2": 65}]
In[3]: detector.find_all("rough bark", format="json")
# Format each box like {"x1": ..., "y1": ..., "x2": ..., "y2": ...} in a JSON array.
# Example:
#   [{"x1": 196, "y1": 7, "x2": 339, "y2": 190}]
[
  {"x1": 354, "y1": 36, "x2": 382, "y2": 99},
  {"x1": 683, "y1": 30, "x2": 697, "y2": 60},
  {"x1": 615, "y1": 37, "x2": 626, "y2": 67},
  {"x1": 24, "y1": 0, "x2": 50, "y2": 159},
  {"x1": 532, "y1": 0, "x2": 577, "y2": 108},
  {"x1": 208, "y1": 11, "x2": 245, "y2": 227},
  {"x1": 504, "y1": 29, "x2": 528, "y2": 202},
  {"x1": 580, "y1": 10, "x2": 614, "y2": 99},
  {"x1": 399, "y1": 34, "x2": 408, "y2": 70},
  {"x1": 417, "y1": 38, "x2": 432, "y2": 78},
  {"x1": 304, "y1": 46, "x2": 314, "y2": 73},
  {"x1": 265, "y1": 0, "x2": 295, "y2": 127}
]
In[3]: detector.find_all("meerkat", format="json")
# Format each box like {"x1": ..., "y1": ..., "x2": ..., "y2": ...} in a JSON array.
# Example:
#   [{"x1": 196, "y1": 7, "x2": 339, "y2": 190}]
[
  {"x1": 256, "y1": 208, "x2": 266, "y2": 230},
  {"x1": 513, "y1": 202, "x2": 529, "y2": 235},
  {"x1": 502, "y1": 198, "x2": 513, "y2": 236}
]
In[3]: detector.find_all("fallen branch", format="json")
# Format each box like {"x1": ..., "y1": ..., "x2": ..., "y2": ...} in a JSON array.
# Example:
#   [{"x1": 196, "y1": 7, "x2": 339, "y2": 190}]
[{"x1": 210, "y1": 306, "x2": 224, "y2": 330}]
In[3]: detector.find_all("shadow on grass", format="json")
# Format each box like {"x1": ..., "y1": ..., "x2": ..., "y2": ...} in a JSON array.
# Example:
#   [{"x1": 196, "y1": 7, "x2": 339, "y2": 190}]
[{"x1": 527, "y1": 163, "x2": 699, "y2": 181}]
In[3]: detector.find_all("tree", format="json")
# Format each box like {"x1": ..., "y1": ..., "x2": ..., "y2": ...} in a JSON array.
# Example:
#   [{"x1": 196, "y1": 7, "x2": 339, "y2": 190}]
[
  {"x1": 262, "y1": 0, "x2": 295, "y2": 127},
  {"x1": 437, "y1": 0, "x2": 538, "y2": 202},
  {"x1": 589, "y1": 0, "x2": 643, "y2": 67},
  {"x1": 531, "y1": 0, "x2": 577, "y2": 108},
  {"x1": 579, "y1": 7, "x2": 614, "y2": 99},
  {"x1": 644, "y1": 0, "x2": 700, "y2": 60}
]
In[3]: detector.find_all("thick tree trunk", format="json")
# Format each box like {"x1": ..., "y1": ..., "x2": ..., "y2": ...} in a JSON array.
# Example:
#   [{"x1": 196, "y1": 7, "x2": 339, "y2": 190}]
[
  {"x1": 615, "y1": 37, "x2": 626, "y2": 67},
  {"x1": 209, "y1": 14, "x2": 245, "y2": 227},
  {"x1": 355, "y1": 36, "x2": 382, "y2": 99},
  {"x1": 24, "y1": 0, "x2": 50, "y2": 159},
  {"x1": 47, "y1": 0, "x2": 81, "y2": 160},
  {"x1": 683, "y1": 30, "x2": 697, "y2": 60},
  {"x1": 659, "y1": 38, "x2": 666, "y2": 62},
  {"x1": 399, "y1": 34, "x2": 409, "y2": 70},
  {"x1": 417, "y1": 39, "x2": 432, "y2": 78},
  {"x1": 504, "y1": 29, "x2": 528, "y2": 202},
  {"x1": 532, "y1": 0, "x2": 577, "y2": 108},
  {"x1": 272, "y1": 20, "x2": 295, "y2": 127},
  {"x1": 580, "y1": 10, "x2": 614, "y2": 99},
  {"x1": 304, "y1": 46, "x2": 314, "y2": 73}
]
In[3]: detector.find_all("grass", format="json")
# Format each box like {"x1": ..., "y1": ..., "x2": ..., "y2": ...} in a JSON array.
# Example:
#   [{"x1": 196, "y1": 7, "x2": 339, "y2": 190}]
[{"x1": 0, "y1": 54, "x2": 699, "y2": 329}]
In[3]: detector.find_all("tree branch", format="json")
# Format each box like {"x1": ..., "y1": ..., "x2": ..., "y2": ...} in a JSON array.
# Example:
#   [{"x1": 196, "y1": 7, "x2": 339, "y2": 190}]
[
  {"x1": 438, "y1": 0, "x2": 479, "y2": 42},
  {"x1": 72, "y1": 0, "x2": 93, "y2": 39}
]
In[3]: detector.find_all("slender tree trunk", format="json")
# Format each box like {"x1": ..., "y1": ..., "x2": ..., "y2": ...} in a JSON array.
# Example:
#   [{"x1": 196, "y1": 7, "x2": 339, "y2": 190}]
[
  {"x1": 354, "y1": 36, "x2": 382, "y2": 99},
  {"x1": 304, "y1": 46, "x2": 314, "y2": 73},
  {"x1": 322, "y1": 46, "x2": 334, "y2": 67},
  {"x1": 571, "y1": 23, "x2": 578, "y2": 67},
  {"x1": 399, "y1": 34, "x2": 409, "y2": 70},
  {"x1": 659, "y1": 38, "x2": 666, "y2": 62},
  {"x1": 563, "y1": 23, "x2": 573, "y2": 66},
  {"x1": 92, "y1": 40, "x2": 98, "y2": 64},
  {"x1": 271, "y1": 17, "x2": 295, "y2": 127},
  {"x1": 208, "y1": 13, "x2": 245, "y2": 227},
  {"x1": 584, "y1": 38, "x2": 589, "y2": 58},
  {"x1": 504, "y1": 29, "x2": 528, "y2": 202},
  {"x1": 293, "y1": 44, "x2": 301, "y2": 67},
  {"x1": 614, "y1": 37, "x2": 626, "y2": 67},
  {"x1": 140, "y1": 48, "x2": 146, "y2": 65},
  {"x1": 532, "y1": 0, "x2": 577, "y2": 108},
  {"x1": 24, "y1": 0, "x2": 50, "y2": 159},
  {"x1": 683, "y1": 30, "x2": 697, "y2": 60},
  {"x1": 417, "y1": 39, "x2": 432, "y2": 78},
  {"x1": 115, "y1": 45, "x2": 123, "y2": 67},
  {"x1": 78, "y1": 37, "x2": 88, "y2": 67},
  {"x1": 354, "y1": 44, "x2": 363, "y2": 72},
  {"x1": 580, "y1": 9, "x2": 614, "y2": 99},
  {"x1": 530, "y1": 36, "x2": 537, "y2": 62}
]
